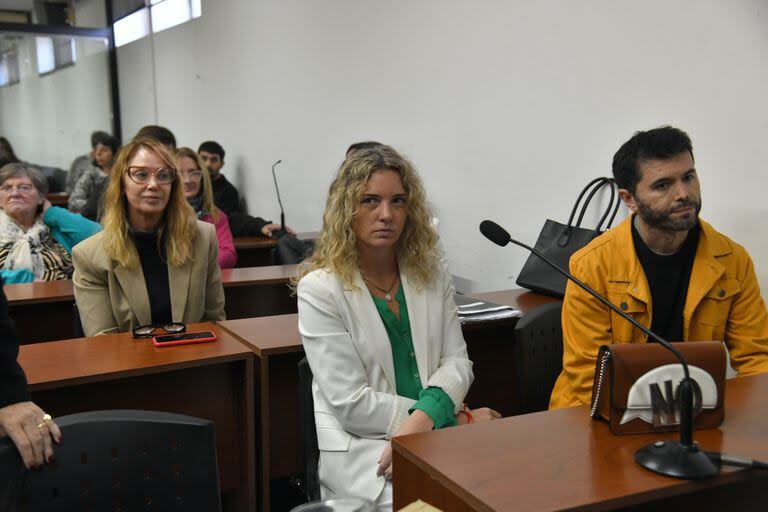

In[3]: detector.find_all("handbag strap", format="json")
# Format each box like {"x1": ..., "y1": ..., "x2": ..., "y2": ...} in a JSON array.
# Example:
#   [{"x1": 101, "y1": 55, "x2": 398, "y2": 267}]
[
  {"x1": 559, "y1": 177, "x2": 617, "y2": 247},
  {"x1": 575, "y1": 178, "x2": 621, "y2": 232}
]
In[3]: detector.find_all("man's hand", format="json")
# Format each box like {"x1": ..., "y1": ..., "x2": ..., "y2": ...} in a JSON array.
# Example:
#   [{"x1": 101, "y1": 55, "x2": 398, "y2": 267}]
[
  {"x1": 0, "y1": 402, "x2": 61, "y2": 469},
  {"x1": 260, "y1": 223, "x2": 297, "y2": 237}
]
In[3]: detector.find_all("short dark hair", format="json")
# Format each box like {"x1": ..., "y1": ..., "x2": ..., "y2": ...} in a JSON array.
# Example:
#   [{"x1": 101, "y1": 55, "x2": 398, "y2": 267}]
[
  {"x1": 612, "y1": 126, "x2": 694, "y2": 194},
  {"x1": 90, "y1": 130, "x2": 111, "y2": 148},
  {"x1": 135, "y1": 125, "x2": 177, "y2": 148},
  {"x1": 97, "y1": 135, "x2": 121, "y2": 155},
  {"x1": 198, "y1": 141, "x2": 225, "y2": 160},
  {"x1": 346, "y1": 141, "x2": 383, "y2": 156}
]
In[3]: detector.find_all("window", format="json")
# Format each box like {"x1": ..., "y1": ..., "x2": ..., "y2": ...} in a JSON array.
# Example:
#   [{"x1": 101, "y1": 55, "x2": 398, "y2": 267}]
[
  {"x1": 36, "y1": 36, "x2": 76, "y2": 75},
  {"x1": 0, "y1": 49, "x2": 20, "y2": 87},
  {"x1": 113, "y1": 0, "x2": 201, "y2": 48}
]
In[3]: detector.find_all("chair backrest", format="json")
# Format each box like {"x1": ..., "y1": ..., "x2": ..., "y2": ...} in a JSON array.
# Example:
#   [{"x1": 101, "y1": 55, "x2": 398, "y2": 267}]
[
  {"x1": 298, "y1": 356, "x2": 321, "y2": 501},
  {"x1": 513, "y1": 301, "x2": 564, "y2": 414},
  {"x1": 0, "y1": 410, "x2": 221, "y2": 512}
]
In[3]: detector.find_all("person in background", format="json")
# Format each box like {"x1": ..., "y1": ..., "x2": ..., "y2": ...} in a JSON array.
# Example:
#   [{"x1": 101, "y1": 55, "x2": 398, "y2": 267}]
[
  {"x1": 134, "y1": 125, "x2": 176, "y2": 150},
  {"x1": 0, "y1": 281, "x2": 62, "y2": 469},
  {"x1": 177, "y1": 147, "x2": 236, "y2": 268},
  {"x1": 197, "y1": 140, "x2": 292, "y2": 237},
  {"x1": 66, "y1": 130, "x2": 109, "y2": 194},
  {"x1": 550, "y1": 126, "x2": 768, "y2": 409},
  {"x1": 0, "y1": 163, "x2": 100, "y2": 284},
  {"x1": 0, "y1": 137, "x2": 20, "y2": 168},
  {"x1": 295, "y1": 145, "x2": 499, "y2": 509},
  {"x1": 73, "y1": 138, "x2": 225, "y2": 336},
  {"x1": 68, "y1": 134, "x2": 121, "y2": 221}
]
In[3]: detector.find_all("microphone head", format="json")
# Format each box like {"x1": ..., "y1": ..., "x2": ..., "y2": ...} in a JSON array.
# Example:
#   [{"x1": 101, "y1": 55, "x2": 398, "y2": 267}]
[{"x1": 480, "y1": 220, "x2": 511, "y2": 247}]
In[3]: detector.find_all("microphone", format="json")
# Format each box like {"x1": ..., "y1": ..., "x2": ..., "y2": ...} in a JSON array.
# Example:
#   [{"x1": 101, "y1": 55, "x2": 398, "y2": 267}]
[
  {"x1": 270, "y1": 159, "x2": 288, "y2": 239},
  {"x1": 479, "y1": 219, "x2": 719, "y2": 480}
]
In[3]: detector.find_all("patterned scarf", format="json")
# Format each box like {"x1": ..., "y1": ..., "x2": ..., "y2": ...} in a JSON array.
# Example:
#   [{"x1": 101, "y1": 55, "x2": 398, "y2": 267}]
[{"x1": 0, "y1": 209, "x2": 52, "y2": 279}]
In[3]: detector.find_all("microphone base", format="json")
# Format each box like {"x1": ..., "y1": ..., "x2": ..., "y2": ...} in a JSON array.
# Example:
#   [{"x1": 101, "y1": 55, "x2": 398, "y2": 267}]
[
  {"x1": 269, "y1": 229, "x2": 290, "y2": 240},
  {"x1": 635, "y1": 440, "x2": 719, "y2": 480}
]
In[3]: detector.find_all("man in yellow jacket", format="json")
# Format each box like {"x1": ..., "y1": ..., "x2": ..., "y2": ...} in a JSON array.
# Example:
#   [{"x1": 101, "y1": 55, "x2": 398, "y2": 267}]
[{"x1": 550, "y1": 126, "x2": 768, "y2": 409}]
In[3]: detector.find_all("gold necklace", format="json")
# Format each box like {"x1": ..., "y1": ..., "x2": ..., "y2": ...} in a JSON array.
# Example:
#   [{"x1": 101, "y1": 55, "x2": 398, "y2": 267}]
[{"x1": 363, "y1": 274, "x2": 399, "y2": 302}]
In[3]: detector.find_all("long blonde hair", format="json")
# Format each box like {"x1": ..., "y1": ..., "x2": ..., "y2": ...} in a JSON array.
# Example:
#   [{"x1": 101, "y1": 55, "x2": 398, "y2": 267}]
[
  {"x1": 176, "y1": 147, "x2": 219, "y2": 222},
  {"x1": 294, "y1": 145, "x2": 440, "y2": 290},
  {"x1": 101, "y1": 138, "x2": 197, "y2": 269}
]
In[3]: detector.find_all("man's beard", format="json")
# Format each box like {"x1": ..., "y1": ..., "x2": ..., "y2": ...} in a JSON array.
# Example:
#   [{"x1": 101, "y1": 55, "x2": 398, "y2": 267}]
[{"x1": 636, "y1": 197, "x2": 702, "y2": 232}]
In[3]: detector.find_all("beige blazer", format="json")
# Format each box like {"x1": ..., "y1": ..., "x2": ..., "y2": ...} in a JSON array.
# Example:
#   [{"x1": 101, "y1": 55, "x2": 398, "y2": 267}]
[
  {"x1": 72, "y1": 220, "x2": 226, "y2": 336},
  {"x1": 297, "y1": 266, "x2": 473, "y2": 503}
]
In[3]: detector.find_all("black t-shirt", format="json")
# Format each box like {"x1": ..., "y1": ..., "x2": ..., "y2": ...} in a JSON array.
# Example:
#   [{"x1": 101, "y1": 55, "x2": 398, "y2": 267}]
[
  {"x1": 632, "y1": 219, "x2": 700, "y2": 342},
  {"x1": 133, "y1": 231, "x2": 172, "y2": 325},
  {"x1": 210, "y1": 174, "x2": 241, "y2": 216}
]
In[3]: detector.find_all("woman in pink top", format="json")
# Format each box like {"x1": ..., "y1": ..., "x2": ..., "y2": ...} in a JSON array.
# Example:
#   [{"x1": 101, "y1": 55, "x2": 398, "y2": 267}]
[{"x1": 176, "y1": 147, "x2": 237, "y2": 268}]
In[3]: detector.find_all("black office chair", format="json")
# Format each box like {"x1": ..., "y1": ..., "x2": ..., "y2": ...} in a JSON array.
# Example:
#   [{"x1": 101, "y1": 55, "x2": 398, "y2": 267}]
[
  {"x1": 513, "y1": 301, "x2": 564, "y2": 414},
  {"x1": 0, "y1": 410, "x2": 221, "y2": 511},
  {"x1": 297, "y1": 357, "x2": 321, "y2": 502}
]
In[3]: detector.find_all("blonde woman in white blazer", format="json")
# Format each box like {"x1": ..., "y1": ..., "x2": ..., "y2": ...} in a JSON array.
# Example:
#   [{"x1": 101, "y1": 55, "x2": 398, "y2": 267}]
[{"x1": 295, "y1": 145, "x2": 500, "y2": 510}]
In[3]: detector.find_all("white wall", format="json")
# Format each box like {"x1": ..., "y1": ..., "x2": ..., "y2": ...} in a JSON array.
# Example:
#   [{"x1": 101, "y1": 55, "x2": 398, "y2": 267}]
[
  {"x1": 0, "y1": 0, "x2": 111, "y2": 170},
  {"x1": 117, "y1": 0, "x2": 768, "y2": 295}
]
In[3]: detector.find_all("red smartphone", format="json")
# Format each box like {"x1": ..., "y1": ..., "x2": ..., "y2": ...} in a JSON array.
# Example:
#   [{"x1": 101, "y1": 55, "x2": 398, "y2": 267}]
[{"x1": 152, "y1": 330, "x2": 217, "y2": 347}]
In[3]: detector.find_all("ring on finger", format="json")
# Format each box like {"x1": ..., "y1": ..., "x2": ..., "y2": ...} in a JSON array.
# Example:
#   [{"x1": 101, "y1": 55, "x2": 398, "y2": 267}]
[
  {"x1": 42, "y1": 413, "x2": 53, "y2": 423},
  {"x1": 36, "y1": 422, "x2": 47, "y2": 430}
]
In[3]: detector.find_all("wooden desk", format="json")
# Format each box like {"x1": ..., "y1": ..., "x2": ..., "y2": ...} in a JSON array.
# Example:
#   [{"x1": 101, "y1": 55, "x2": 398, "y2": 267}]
[
  {"x1": 5, "y1": 264, "x2": 301, "y2": 343},
  {"x1": 217, "y1": 288, "x2": 556, "y2": 511},
  {"x1": 46, "y1": 192, "x2": 69, "y2": 207},
  {"x1": 393, "y1": 374, "x2": 768, "y2": 511},
  {"x1": 463, "y1": 289, "x2": 559, "y2": 415},
  {"x1": 218, "y1": 315, "x2": 302, "y2": 512},
  {"x1": 235, "y1": 231, "x2": 318, "y2": 267},
  {"x1": 18, "y1": 323, "x2": 256, "y2": 512}
]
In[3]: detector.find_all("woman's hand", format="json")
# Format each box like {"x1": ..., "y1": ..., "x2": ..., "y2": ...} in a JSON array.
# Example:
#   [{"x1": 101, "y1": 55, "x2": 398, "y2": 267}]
[
  {"x1": 470, "y1": 407, "x2": 502, "y2": 422},
  {"x1": 377, "y1": 409, "x2": 435, "y2": 479},
  {"x1": 41, "y1": 199, "x2": 52, "y2": 214},
  {"x1": 0, "y1": 402, "x2": 62, "y2": 469},
  {"x1": 456, "y1": 406, "x2": 502, "y2": 424}
]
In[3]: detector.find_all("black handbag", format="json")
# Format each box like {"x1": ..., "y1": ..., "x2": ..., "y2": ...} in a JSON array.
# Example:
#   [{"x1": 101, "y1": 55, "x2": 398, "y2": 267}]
[{"x1": 516, "y1": 177, "x2": 621, "y2": 297}]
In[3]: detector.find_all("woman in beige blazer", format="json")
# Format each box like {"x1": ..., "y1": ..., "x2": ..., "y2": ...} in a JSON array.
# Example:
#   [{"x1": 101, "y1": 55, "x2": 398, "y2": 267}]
[
  {"x1": 295, "y1": 145, "x2": 499, "y2": 510},
  {"x1": 72, "y1": 137, "x2": 225, "y2": 337}
]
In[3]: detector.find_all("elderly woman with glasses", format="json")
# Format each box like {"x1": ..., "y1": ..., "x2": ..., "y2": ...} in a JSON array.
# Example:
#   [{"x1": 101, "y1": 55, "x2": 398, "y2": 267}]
[
  {"x1": 72, "y1": 138, "x2": 225, "y2": 337},
  {"x1": 176, "y1": 147, "x2": 236, "y2": 268},
  {"x1": 0, "y1": 163, "x2": 101, "y2": 284}
]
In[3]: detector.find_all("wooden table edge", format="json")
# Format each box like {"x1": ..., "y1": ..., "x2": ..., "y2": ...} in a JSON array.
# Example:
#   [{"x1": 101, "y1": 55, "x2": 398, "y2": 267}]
[{"x1": 27, "y1": 350, "x2": 253, "y2": 391}]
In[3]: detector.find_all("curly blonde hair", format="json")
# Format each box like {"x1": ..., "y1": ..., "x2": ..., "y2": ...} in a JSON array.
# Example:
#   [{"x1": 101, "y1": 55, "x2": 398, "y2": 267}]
[
  {"x1": 294, "y1": 145, "x2": 441, "y2": 290},
  {"x1": 101, "y1": 138, "x2": 196, "y2": 269}
]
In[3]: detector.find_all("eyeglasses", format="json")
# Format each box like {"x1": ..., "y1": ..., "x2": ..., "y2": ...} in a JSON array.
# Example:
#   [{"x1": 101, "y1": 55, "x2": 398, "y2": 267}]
[
  {"x1": 0, "y1": 184, "x2": 36, "y2": 194},
  {"x1": 127, "y1": 166, "x2": 176, "y2": 185},
  {"x1": 179, "y1": 170, "x2": 204, "y2": 181},
  {"x1": 132, "y1": 323, "x2": 186, "y2": 339}
]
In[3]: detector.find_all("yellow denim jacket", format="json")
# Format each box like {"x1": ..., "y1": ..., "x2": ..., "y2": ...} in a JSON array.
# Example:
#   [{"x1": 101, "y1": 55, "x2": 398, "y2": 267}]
[{"x1": 550, "y1": 216, "x2": 768, "y2": 409}]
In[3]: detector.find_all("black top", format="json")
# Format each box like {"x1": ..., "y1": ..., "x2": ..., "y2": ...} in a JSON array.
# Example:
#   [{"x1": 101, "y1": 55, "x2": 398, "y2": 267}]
[
  {"x1": 211, "y1": 174, "x2": 273, "y2": 236},
  {"x1": 133, "y1": 231, "x2": 172, "y2": 325},
  {"x1": 0, "y1": 279, "x2": 31, "y2": 408},
  {"x1": 632, "y1": 219, "x2": 700, "y2": 342},
  {"x1": 210, "y1": 174, "x2": 241, "y2": 216}
]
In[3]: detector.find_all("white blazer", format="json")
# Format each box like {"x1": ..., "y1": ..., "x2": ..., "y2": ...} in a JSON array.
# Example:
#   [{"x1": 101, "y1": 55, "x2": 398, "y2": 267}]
[{"x1": 297, "y1": 266, "x2": 473, "y2": 503}]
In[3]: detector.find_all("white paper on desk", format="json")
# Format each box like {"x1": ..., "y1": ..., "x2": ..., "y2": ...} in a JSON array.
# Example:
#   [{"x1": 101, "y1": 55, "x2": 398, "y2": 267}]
[
  {"x1": 459, "y1": 305, "x2": 516, "y2": 315},
  {"x1": 458, "y1": 309, "x2": 522, "y2": 324}
]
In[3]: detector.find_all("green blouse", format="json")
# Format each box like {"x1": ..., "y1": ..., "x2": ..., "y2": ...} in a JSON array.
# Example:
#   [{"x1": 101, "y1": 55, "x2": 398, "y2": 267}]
[{"x1": 371, "y1": 284, "x2": 457, "y2": 429}]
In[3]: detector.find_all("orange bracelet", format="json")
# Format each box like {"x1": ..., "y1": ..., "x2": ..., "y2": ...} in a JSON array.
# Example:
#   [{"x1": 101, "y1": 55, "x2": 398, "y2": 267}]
[{"x1": 461, "y1": 404, "x2": 474, "y2": 424}]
